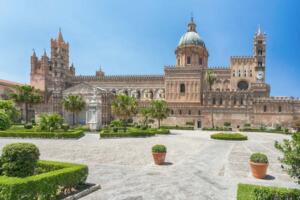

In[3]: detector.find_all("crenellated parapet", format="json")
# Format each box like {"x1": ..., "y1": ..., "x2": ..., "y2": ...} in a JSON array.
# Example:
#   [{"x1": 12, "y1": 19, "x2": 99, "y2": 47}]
[{"x1": 72, "y1": 74, "x2": 164, "y2": 82}]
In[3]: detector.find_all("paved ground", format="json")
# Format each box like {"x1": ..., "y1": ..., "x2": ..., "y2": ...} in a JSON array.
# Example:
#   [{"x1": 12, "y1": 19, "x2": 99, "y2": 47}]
[{"x1": 0, "y1": 130, "x2": 299, "y2": 200}]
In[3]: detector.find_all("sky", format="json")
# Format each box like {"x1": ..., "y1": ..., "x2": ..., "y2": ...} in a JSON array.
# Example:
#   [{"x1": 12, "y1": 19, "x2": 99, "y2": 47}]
[{"x1": 0, "y1": 0, "x2": 299, "y2": 96}]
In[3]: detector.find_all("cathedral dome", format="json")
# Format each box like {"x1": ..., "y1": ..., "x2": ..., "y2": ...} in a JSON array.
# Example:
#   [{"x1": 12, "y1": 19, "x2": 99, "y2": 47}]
[
  {"x1": 178, "y1": 31, "x2": 205, "y2": 47},
  {"x1": 177, "y1": 17, "x2": 205, "y2": 48}
]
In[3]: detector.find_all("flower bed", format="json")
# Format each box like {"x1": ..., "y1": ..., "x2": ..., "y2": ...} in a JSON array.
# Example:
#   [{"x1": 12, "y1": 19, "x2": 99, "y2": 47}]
[
  {"x1": 0, "y1": 129, "x2": 84, "y2": 139},
  {"x1": 0, "y1": 160, "x2": 88, "y2": 200},
  {"x1": 237, "y1": 183, "x2": 300, "y2": 200},
  {"x1": 100, "y1": 127, "x2": 169, "y2": 138},
  {"x1": 210, "y1": 133, "x2": 248, "y2": 141}
]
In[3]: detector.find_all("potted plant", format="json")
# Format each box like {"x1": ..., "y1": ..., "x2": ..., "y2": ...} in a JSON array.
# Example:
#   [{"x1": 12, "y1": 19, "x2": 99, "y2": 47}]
[
  {"x1": 152, "y1": 144, "x2": 167, "y2": 165},
  {"x1": 249, "y1": 152, "x2": 269, "y2": 179}
]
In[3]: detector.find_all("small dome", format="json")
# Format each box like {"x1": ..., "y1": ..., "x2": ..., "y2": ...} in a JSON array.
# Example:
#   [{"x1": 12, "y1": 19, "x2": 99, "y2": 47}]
[{"x1": 178, "y1": 31, "x2": 205, "y2": 47}]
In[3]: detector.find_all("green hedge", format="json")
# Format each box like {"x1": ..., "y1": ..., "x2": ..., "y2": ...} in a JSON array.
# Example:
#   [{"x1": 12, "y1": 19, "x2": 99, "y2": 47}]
[
  {"x1": 240, "y1": 128, "x2": 290, "y2": 134},
  {"x1": 0, "y1": 160, "x2": 88, "y2": 200},
  {"x1": 202, "y1": 127, "x2": 232, "y2": 131},
  {"x1": 100, "y1": 127, "x2": 169, "y2": 138},
  {"x1": 0, "y1": 129, "x2": 84, "y2": 139},
  {"x1": 237, "y1": 183, "x2": 300, "y2": 200},
  {"x1": 160, "y1": 125, "x2": 194, "y2": 130},
  {"x1": 210, "y1": 133, "x2": 248, "y2": 141}
]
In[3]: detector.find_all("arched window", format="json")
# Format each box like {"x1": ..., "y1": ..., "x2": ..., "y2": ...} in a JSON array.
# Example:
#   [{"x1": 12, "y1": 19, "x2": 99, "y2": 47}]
[
  {"x1": 188, "y1": 110, "x2": 191, "y2": 115},
  {"x1": 263, "y1": 105, "x2": 267, "y2": 112},
  {"x1": 180, "y1": 83, "x2": 185, "y2": 93},
  {"x1": 137, "y1": 91, "x2": 141, "y2": 99},
  {"x1": 198, "y1": 110, "x2": 201, "y2": 115},
  {"x1": 219, "y1": 98, "x2": 223, "y2": 105},
  {"x1": 187, "y1": 56, "x2": 191, "y2": 64},
  {"x1": 233, "y1": 98, "x2": 237, "y2": 105},
  {"x1": 278, "y1": 106, "x2": 282, "y2": 113},
  {"x1": 179, "y1": 110, "x2": 182, "y2": 115},
  {"x1": 171, "y1": 110, "x2": 174, "y2": 115}
]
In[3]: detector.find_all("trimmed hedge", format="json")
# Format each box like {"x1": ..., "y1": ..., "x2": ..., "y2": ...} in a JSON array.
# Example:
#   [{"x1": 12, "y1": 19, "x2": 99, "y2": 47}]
[
  {"x1": 100, "y1": 127, "x2": 169, "y2": 138},
  {"x1": 0, "y1": 129, "x2": 84, "y2": 139},
  {"x1": 0, "y1": 160, "x2": 88, "y2": 200},
  {"x1": 237, "y1": 183, "x2": 300, "y2": 200},
  {"x1": 240, "y1": 128, "x2": 290, "y2": 134},
  {"x1": 210, "y1": 133, "x2": 248, "y2": 141},
  {"x1": 160, "y1": 125, "x2": 194, "y2": 130}
]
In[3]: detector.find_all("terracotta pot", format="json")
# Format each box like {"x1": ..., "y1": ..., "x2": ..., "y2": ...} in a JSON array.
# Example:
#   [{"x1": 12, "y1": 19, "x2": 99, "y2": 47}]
[
  {"x1": 152, "y1": 152, "x2": 166, "y2": 165},
  {"x1": 250, "y1": 161, "x2": 268, "y2": 179}
]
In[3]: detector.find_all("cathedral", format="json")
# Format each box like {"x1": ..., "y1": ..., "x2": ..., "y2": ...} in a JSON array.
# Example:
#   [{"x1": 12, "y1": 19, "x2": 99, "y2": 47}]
[{"x1": 24, "y1": 18, "x2": 300, "y2": 128}]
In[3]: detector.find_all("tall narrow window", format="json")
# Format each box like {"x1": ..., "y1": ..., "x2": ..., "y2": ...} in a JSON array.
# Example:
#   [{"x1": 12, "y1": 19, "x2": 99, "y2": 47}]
[
  {"x1": 188, "y1": 110, "x2": 191, "y2": 115},
  {"x1": 212, "y1": 98, "x2": 216, "y2": 105},
  {"x1": 263, "y1": 105, "x2": 267, "y2": 112},
  {"x1": 179, "y1": 110, "x2": 182, "y2": 115},
  {"x1": 220, "y1": 98, "x2": 223, "y2": 105},
  {"x1": 171, "y1": 110, "x2": 174, "y2": 115},
  {"x1": 180, "y1": 83, "x2": 185, "y2": 93},
  {"x1": 199, "y1": 58, "x2": 202, "y2": 65},
  {"x1": 240, "y1": 98, "x2": 243, "y2": 105},
  {"x1": 187, "y1": 56, "x2": 191, "y2": 64},
  {"x1": 278, "y1": 106, "x2": 282, "y2": 113},
  {"x1": 198, "y1": 110, "x2": 201, "y2": 115}
]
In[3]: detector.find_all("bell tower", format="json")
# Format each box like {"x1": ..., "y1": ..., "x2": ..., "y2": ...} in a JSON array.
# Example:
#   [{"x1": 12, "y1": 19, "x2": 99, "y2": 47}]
[{"x1": 253, "y1": 26, "x2": 266, "y2": 83}]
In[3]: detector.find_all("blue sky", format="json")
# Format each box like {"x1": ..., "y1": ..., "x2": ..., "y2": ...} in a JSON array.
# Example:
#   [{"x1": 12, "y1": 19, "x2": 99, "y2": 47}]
[{"x1": 0, "y1": 0, "x2": 299, "y2": 96}]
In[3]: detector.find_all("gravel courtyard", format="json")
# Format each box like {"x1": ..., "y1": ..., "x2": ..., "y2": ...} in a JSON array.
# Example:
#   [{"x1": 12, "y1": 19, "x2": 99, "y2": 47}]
[{"x1": 0, "y1": 130, "x2": 299, "y2": 200}]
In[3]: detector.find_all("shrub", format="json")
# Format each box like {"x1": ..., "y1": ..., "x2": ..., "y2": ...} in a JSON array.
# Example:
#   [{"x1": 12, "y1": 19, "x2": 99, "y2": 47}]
[
  {"x1": 141, "y1": 125, "x2": 148, "y2": 130},
  {"x1": 186, "y1": 121, "x2": 194, "y2": 126},
  {"x1": 0, "y1": 100, "x2": 20, "y2": 123},
  {"x1": 110, "y1": 119, "x2": 123, "y2": 128},
  {"x1": 0, "y1": 160, "x2": 88, "y2": 200},
  {"x1": 112, "y1": 127, "x2": 118, "y2": 132},
  {"x1": 24, "y1": 123, "x2": 33, "y2": 129},
  {"x1": 39, "y1": 113, "x2": 63, "y2": 131},
  {"x1": 0, "y1": 111, "x2": 11, "y2": 130},
  {"x1": 237, "y1": 183, "x2": 300, "y2": 200},
  {"x1": 1, "y1": 143, "x2": 40, "y2": 177},
  {"x1": 224, "y1": 122, "x2": 231, "y2": 127},
  {"x1": 250, "y1": 153, "x2": 268, "y2": 164},
  {"x1": 152, "y1": 144, "x2": 167, "y2": 153},
  {"x1": 275, "y1": 132, "x2": 300, "y2": 184},
  {"x1": 61, "y1": 123, "x2": 70, "y2": 131},
  {"x1": 244, "y1": 123, "x2": 251, "y2": 128},
  {"x1": 210, "y1": 133, "x2": 248, "y2": 141}
]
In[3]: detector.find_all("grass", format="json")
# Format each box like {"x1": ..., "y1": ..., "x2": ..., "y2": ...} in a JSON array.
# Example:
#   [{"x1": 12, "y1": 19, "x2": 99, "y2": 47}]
[
  {"x1": 0, "y1": 125, "x2": 84, "y2": 139},
  {"x1": 100, "y1": 127, "x2": 170, "y2": 138},
  {"x1": 210, "y1": 132, "x2": 248, "y2": 141},
  {"x1": 237, "y1": 183, "x2": 300, "y2": 200}
]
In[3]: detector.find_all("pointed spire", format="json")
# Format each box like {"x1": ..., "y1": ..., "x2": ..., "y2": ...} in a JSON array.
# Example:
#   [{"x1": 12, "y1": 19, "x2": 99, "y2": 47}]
[
  {"x1": 256, "y1": 25, "x2": 263, "y2": 36},
  {"x1": 32, "y1": 48, "x2": 36, "y2": 57},
  {"x1": 43, "y1": 49, "x2": 47, "y2": 57},
  {"x1": 57, "y1": 27, "x2": 64, "y2": 42}
]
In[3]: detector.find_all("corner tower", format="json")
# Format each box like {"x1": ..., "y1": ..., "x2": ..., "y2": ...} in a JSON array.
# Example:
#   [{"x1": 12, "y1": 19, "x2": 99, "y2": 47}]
[
  {"x1": 175, "y1": 17, "x2": 208, "y2": 67},
  {"x1": 253, "y1": 27, "x2": 266, "y2": 83}
]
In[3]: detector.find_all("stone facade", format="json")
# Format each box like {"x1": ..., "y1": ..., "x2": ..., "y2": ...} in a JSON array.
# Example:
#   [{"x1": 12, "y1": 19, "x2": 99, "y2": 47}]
[{"x1": 26, "y1": 18, "x2": 300, "y2": 128}]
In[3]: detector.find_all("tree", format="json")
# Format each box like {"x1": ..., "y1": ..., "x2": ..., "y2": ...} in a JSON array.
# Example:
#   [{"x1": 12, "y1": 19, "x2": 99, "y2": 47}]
[
  {"x1": 275, "y1": 133, "x2": 300, "y2": 184},
  {"x1": 39, "y1": 113, "x2": 63, "y2": 131},
  {"x1": 149, "y1": 100, "x2": 169, "y2": 128},
  {"x1": 0, "y1": 100, "x2": 20, "y2": 123},
  {"x1": 62, "y1": 95, "x2": 86, "y2": 125},
  {"x1": 111, "y1": 94, "x2": 137, "y2": 130},
  {"x1": 140, "y1": 107, "x2": 151, "y2": 126},
  {"x1": 205, "y1": 70, "x2": 216, "y2": 128},
  {"x1": 10, "y1": 85, "x2": 42, "y2": 123}
]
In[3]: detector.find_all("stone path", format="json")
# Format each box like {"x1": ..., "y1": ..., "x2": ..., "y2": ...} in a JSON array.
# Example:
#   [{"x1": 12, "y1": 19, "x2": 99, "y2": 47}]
[{"x1": 0, "y1": 130, "x2": 299, "y2": 200}]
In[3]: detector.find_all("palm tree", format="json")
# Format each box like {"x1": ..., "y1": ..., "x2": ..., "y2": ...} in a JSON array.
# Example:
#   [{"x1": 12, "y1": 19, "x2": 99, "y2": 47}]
[
  {"x1": 149, "y1": 100, "x2": 169, "y2": 128},
  {"x1": 10, "y1": 85, "x2": 42, "y2": 123},
  {"x1": 62, "y1": 95, "x2": 86, "y2": 125},
  {"x1": 111, "y1": 94, "x2": 137, "y2": 130},
  {"x1": 140, "y1": 107, "x2": 151, "y2": 126},
  {"x1": 205, "y1": 70, "x2": 216, "y2": 128}
]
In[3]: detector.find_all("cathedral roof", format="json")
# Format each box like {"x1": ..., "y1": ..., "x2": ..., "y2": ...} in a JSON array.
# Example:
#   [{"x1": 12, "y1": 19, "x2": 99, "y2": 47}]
[{"x1": 177, "y1": 17, "x2": 205, "y2": 48}]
